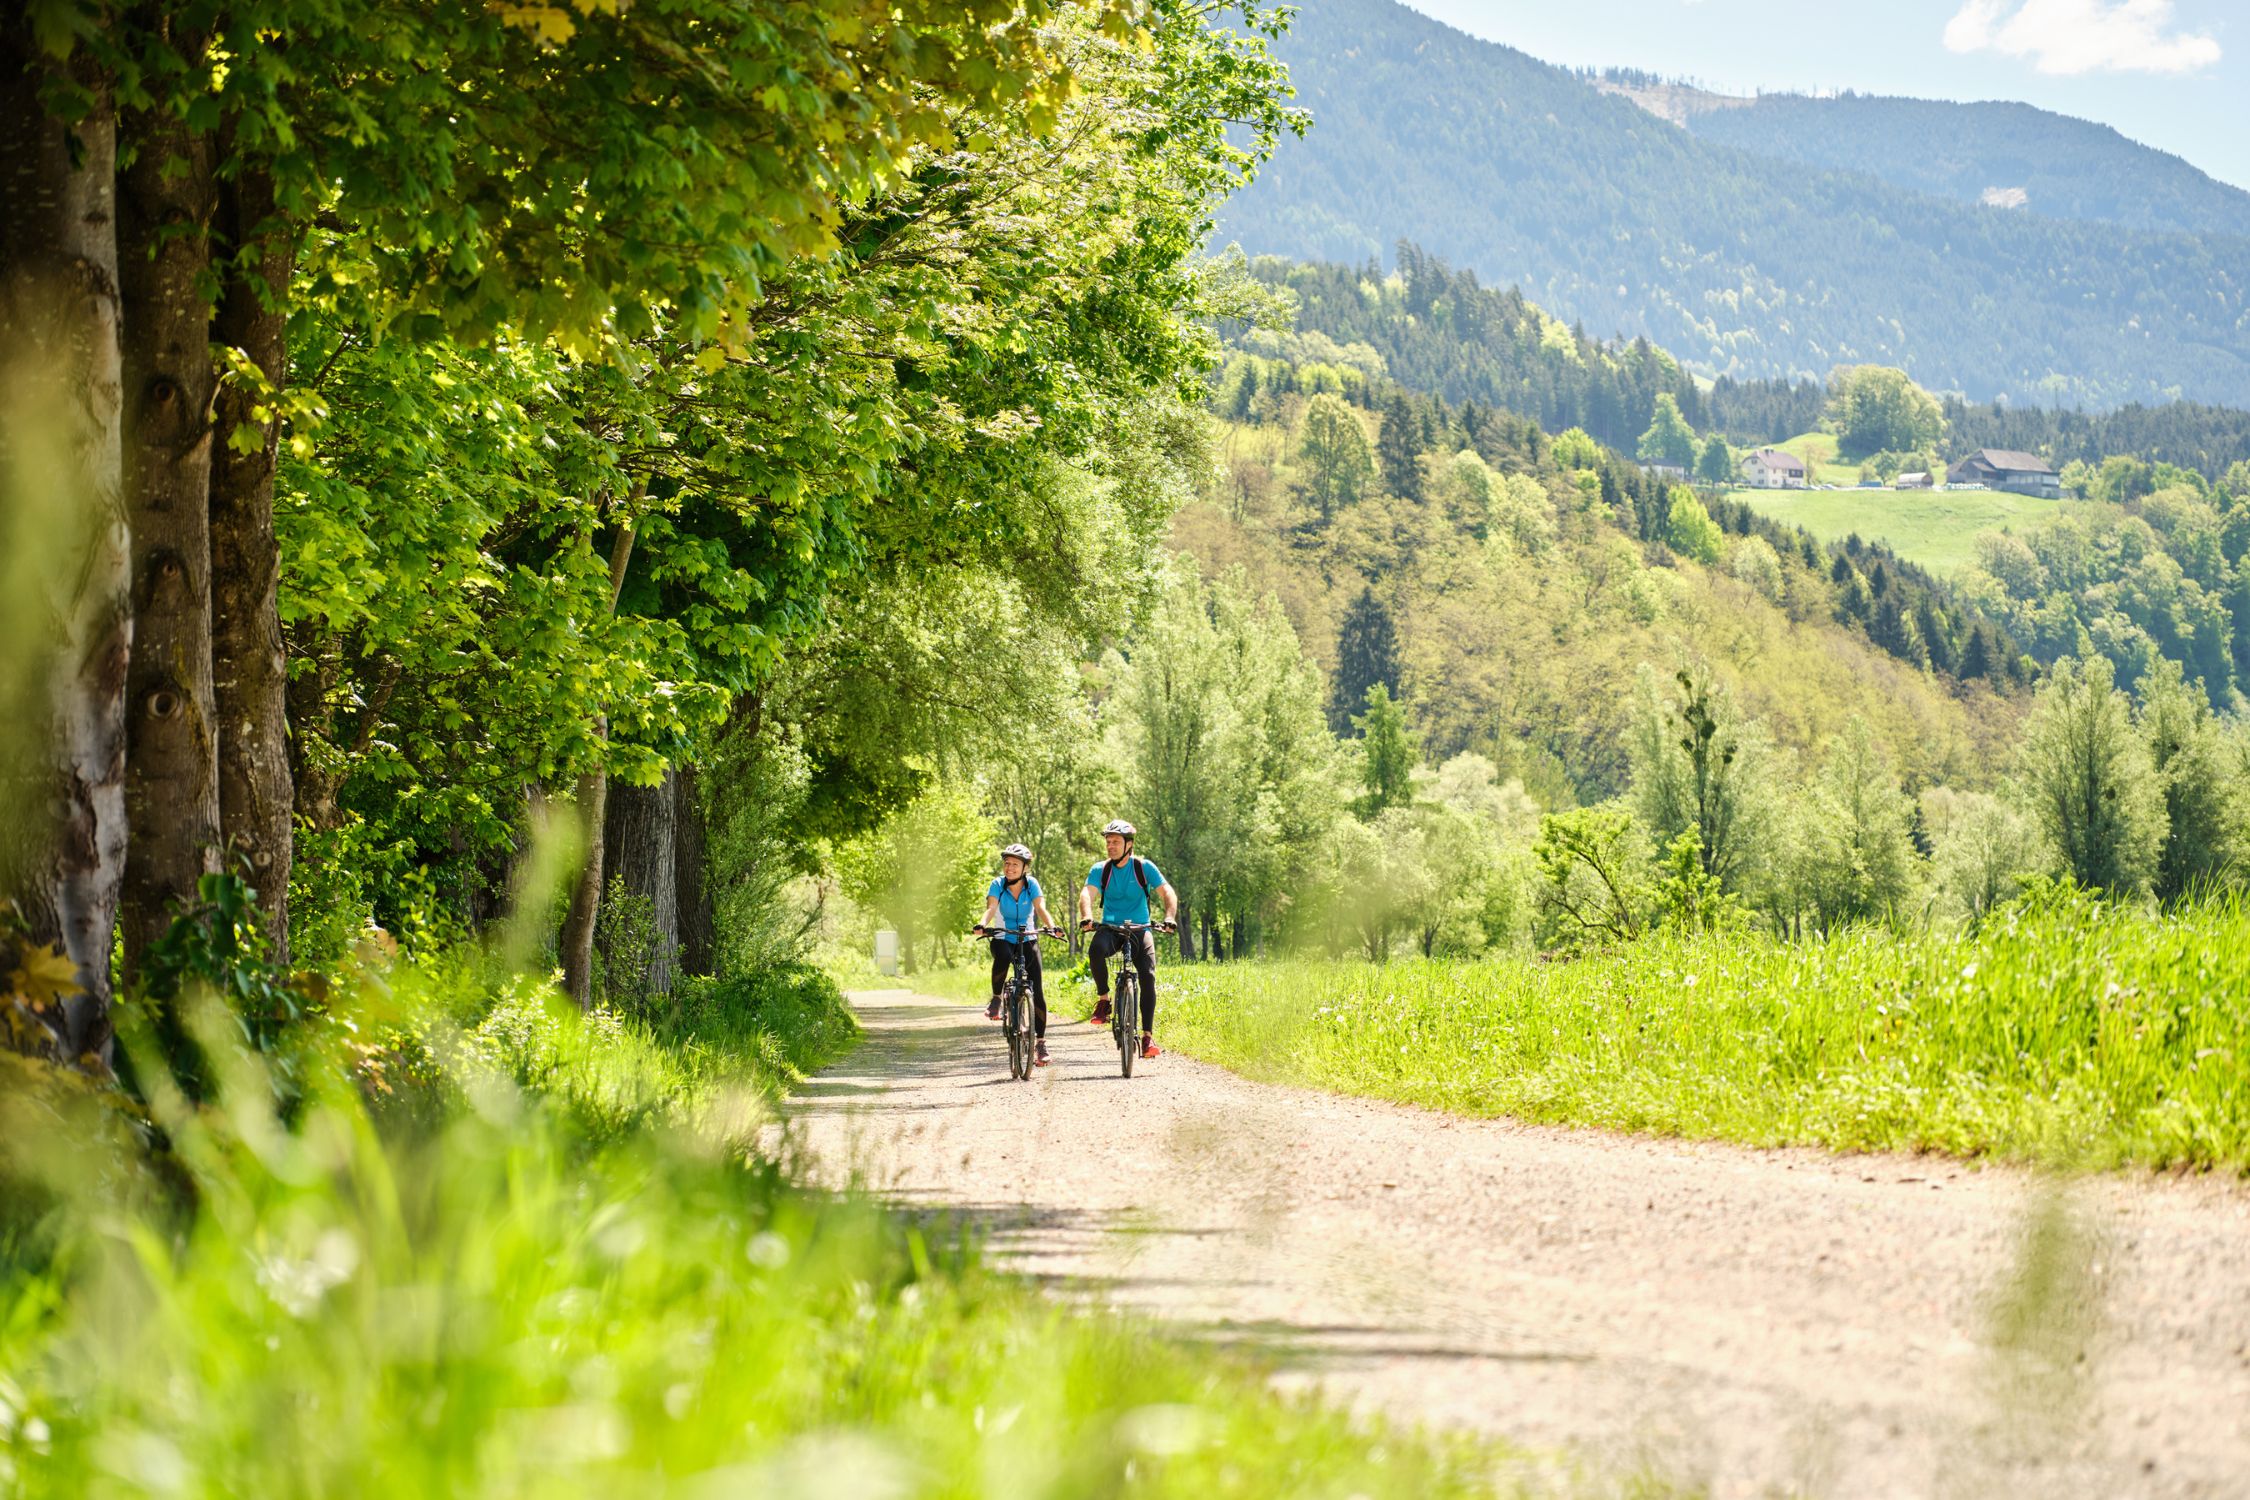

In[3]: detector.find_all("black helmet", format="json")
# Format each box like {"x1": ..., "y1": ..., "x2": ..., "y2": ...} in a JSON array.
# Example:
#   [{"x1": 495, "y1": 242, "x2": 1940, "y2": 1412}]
[{"x1": 1000, "y1": 843, "x2": 1033, "y2": 863}]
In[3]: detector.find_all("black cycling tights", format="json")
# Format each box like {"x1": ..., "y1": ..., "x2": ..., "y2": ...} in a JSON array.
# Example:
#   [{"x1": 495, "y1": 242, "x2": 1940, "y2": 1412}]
[
  {"x1": 989, "y1": 939, "x2": 1047, "y2": 1038},
  {"x1": 1088, "y1": 928, "x2": 1158, "y2": 1034}
]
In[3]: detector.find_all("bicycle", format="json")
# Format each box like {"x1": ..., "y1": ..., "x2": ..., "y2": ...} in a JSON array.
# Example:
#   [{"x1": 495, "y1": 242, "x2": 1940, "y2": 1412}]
[
  {"x1": 1085, "y1": 919, "x2": 1173, "y2": 1077},
  {"x1": 970, "y1": 924, "x2": 1061, "y2": 1081}
]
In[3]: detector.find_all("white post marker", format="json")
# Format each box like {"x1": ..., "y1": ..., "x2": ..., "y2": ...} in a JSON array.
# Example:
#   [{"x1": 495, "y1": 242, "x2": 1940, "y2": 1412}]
[{"x1": 873, "y1": 929, "x2": 900, "y2": 977}]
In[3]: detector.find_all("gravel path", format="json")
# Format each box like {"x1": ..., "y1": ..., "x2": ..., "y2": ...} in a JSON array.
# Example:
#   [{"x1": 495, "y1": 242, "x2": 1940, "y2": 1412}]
[{"x1": 785, "y1": 990, "x2": 2250, "y2": 1498}]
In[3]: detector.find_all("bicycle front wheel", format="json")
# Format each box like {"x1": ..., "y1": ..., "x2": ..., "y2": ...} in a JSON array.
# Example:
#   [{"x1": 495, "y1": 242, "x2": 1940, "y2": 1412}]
[
  {"x1": 1009, "y1": 995, "x2": 1033, "y2": 1080},
  {"x1": 1116, "y1": 975, "x2": 1138, "y2": 1078}
]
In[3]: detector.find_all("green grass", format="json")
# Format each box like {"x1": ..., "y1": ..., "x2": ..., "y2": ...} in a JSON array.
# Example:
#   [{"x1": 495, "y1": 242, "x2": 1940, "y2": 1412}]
[
  {"x1": 0, "y1": 957, "x2": 1527, "y2": 1499},
  {"x1": 1159, "y1": 894, "x2": 2250, "y2": 1172},
  {"x1": 1726, "y1": 483, "x2": 2079, "y2": 575}
]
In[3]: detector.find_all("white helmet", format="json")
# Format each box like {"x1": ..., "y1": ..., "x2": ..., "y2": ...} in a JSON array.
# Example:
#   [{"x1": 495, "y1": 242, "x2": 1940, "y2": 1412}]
[
  {"x1": 1101, "y1": 819, "x2": 1136, "y2": 840},
  {"x1": 1000, "y1": 843, "x2": 1033, "y2": 863}
]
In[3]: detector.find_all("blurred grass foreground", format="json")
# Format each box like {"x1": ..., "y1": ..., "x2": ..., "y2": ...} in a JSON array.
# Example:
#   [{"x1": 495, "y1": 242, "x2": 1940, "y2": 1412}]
[{"x1": 0, "y1": 953, "x2": 1503, "y2": 1500}]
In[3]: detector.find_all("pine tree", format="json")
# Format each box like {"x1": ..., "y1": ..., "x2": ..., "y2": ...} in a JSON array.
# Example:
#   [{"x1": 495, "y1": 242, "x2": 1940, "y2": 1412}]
[
  {"x1": 1959, "y1": 627, "x2": 1994, "y2": 682},
  {"x1": 1870, "y1": 595, "x2": 1926, "y2": 667},
  {"x1": 1377, "y1": 390, "x2": 1424, "y2": 501},
  {"x1": 1916, "y1": 597, "x2": 1956, "y2": 674},
  {"x1": 1330, "y1": 587, "x2": 1401, "y2": 733}
]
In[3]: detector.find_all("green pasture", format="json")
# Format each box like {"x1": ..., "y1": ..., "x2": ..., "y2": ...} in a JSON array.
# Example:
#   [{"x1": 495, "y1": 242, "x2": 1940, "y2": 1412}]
[{"x1": 1728, "y1": 483, "x2": 2076, "y2": 575}]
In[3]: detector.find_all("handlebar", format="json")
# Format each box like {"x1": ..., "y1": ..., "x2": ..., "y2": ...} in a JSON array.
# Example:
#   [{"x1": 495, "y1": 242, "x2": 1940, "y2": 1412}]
[
  {"x1": 1082, "y1": 919, "x2": 1178, "y2": 934},
  {"x1": 968, "y1": 925, "x2": 1066, "y2": 940}
]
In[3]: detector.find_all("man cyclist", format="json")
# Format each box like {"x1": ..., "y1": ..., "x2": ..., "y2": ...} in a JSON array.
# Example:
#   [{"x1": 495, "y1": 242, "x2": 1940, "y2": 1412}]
[
  {"x1": 1079, "y1": 819, "x2": 1179, "y2": 1060},
  {"x1": 980, "y1": 843, "x2": 1055, "y2": 1067}
]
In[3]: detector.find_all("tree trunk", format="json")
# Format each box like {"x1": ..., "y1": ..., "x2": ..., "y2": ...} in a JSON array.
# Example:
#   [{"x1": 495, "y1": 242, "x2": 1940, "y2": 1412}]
[
  {"x1": 116, "y1": 55, "x2": 221, "y2": 970},
  {"x1": 673, "y1": 762, "x2": 715, "y2": 977},
  {"x1": 0, "y1": 31, "x2": 131, "y2": 1062},
  {"x1": 556, "y1": 522, "x2": 635, "y2": 1007},
  {"x1": 209, "y1": 151, "x2": 295, "y2": 957},
  {"x1": 603, "y1": 770, "x2": 678, "y2": 997},
  {"x1": 557, "y1": 739, "x2": 607, "y2": 1008},
  {"x1": 1174, "y1": 884, "x2": 1196, "y2": 960}
]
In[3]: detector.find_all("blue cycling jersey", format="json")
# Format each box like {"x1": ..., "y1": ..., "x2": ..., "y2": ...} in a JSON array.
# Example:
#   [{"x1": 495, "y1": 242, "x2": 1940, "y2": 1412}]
[
  {"x1": 1085, "y1": 858, "x2": 1166, "y2": 925},
  {"x1": 987, "y1": 875, "x2": 1041, "y2": 935}
]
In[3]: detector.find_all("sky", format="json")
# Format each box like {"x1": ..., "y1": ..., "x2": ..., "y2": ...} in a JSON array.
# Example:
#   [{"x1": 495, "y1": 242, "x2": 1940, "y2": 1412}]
[{"x1": 1397, "y1": 0, "x2": 2250, "y2": 192}]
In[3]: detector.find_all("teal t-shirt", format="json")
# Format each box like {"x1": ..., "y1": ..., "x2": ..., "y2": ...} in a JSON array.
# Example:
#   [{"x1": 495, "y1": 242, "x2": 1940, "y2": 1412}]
[
  {"x1": 1085, "y1": 857, "x2": 1166, "y2": 925},
  {"x1": 987, "y1": 875, "x2": 1041, "y2": 936}
]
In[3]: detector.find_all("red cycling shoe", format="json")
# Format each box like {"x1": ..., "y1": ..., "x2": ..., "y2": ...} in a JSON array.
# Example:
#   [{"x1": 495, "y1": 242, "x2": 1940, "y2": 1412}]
[
  {"x1": 984, "y1": 997, "x2": 1002, "y2": 1021},
  {"x1": 1034, "y1": 1040, "x2": 1050, "y2": 1067},
  {"x1": 1089, "y1": 998, "x2": 1111, "y2": 1025},
  {"x1": 1140, "y1": 1036, "x2": 1161, "y2": 1060}
]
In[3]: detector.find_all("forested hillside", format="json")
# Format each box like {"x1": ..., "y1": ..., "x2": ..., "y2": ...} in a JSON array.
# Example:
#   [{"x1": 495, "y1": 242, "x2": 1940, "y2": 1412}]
[
  {"x1": 1247, "y1": 252, "x2": 2250, "y2": 482},
  {"x1": 1215, "y1": 0, "x2": 2250, "y2": 409},
  {"x1": 1229, "y1": 256, "x2": 2250, "y2": 714},
  {"x1": 1674, "y1": 92, "x2": 2250, "y2": 239},
  {"x1": 1198, "y1": 353, "x2": 2026, "y2": 804}
]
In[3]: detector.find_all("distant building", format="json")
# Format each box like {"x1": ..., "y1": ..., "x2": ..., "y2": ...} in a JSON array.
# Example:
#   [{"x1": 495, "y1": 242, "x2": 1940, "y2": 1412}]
[
  {"x1": 1948, "y1": 449, "x2": 2060, "y2": 497},
  {"x1": 1740, "y1": 448, "x2": 1807, "y2": 489},
  {"x1": 1894, "y1": 471, "x2": 1933, "y2": 490},
  {"x1": 1640, "y1": 460, "x2": 1687, "y2": 483}
]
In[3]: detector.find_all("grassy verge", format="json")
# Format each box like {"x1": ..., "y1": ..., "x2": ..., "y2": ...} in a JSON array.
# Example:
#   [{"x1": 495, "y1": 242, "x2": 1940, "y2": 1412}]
[
  {"x1": 1160, "y1": 894, "x2": 2250, "y2": 1172},
  {"x1": 0, "y1": 958, "x2": 1517, "y2": 1498}
]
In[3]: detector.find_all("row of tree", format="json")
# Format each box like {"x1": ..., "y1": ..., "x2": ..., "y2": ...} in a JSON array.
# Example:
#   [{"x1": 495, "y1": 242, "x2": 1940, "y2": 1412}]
[
  {"x1": 1, "y1": 2, "x2": 1301, "y2": 1059},
  {"x1": 1539, "y1": 656, "x2": 2249, "y2": 950},
  {"x1": 839, "y1": 571, "x2": 2245, "y2": 973}
]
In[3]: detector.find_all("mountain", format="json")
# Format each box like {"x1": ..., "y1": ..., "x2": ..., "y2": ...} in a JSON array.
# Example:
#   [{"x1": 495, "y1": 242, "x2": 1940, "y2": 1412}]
[
  {"x1": 1664, "y1": 91, "x2": 2250, "y2": 240},
  {"x1": 1215, "y1": 0, "x2": 2250, "y2": 410}
]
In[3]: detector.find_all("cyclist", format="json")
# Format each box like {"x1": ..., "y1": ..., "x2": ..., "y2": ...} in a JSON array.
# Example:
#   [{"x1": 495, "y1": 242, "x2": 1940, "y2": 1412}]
[
  {"x1": 1079, "y1": 819, "x2": 1179, "y2": 1059},
  {"x1": 981, "y1": 843, "x2": 1056, "y2": 1067}
]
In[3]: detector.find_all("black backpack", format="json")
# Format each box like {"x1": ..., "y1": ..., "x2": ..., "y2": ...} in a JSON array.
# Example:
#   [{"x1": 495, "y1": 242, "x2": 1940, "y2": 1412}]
[{"x1": 1096, "y1": 857, "x2": 1152, "y2": 898}]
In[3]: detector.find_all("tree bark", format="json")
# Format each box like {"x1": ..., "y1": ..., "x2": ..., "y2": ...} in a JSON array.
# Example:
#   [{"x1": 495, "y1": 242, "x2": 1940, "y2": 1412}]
[
  {"x1": 673, "y1": 762, "x2": 716, "y2": 977},
  {"x1": 116, "y1": 48, "x2": 221, "y2": 971},
  {"x1": 0, "y1": 30, "x2": 131, "y2": 1062},
  {"x1": 209, "y1": 150, "x2": 295, "y2": 958},
  {"x1": 1174, "y1": 884, "x2": 1196, "y2": 960},
  {"x1": 604, "y1": 769, "x2": 678, "y2": 996}
]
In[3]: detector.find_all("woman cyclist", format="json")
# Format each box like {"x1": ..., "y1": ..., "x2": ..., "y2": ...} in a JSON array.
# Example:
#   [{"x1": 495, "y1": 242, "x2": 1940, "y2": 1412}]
[{"x1": 980, "y1": 843, "x2": 1056, "y2": 1067}]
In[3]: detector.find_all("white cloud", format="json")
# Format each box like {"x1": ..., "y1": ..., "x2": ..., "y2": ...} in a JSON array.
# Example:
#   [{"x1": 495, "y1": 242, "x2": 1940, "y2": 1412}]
[{"x1": 1944, "y1": 0, "x2": 2222, "y2": 76}]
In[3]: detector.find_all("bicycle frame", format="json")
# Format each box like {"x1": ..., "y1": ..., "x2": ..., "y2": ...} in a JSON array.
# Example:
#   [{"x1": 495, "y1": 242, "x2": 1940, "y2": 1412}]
[
  {"x1": 973, "y1": 926, "x2": 1055, "y2": 1080},
  {"x1": 1088, "y1": 920, "x2": 1168, "y2": 1077}
]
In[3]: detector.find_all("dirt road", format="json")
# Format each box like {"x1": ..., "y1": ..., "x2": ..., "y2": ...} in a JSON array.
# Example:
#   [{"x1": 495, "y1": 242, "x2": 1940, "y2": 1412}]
[{"x1": 784, "y1": 991, "x2": 2250, "y2": 1498}]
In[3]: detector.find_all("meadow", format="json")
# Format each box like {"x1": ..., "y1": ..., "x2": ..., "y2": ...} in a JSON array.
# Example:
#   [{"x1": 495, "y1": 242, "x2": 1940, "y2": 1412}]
[
  {"x1": 1152, "y1": 894, "x2": 2250, "y2": 1172},
  {"x1": 0, "y1": 960, "x2": 1515, "y2": 1500},
  {"x1": 1725, "y1": 483, "x2": 2074, "y2": 576}
]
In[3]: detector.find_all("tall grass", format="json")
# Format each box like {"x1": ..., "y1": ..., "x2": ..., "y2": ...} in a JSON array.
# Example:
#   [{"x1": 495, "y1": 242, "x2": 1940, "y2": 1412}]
[
  {"x1": 0, "y1": 959, "x2": 1510, "y2": 1498},
  {"x1": 1161, "y1": 893, "x2": 2250, "y2": 1171}
]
